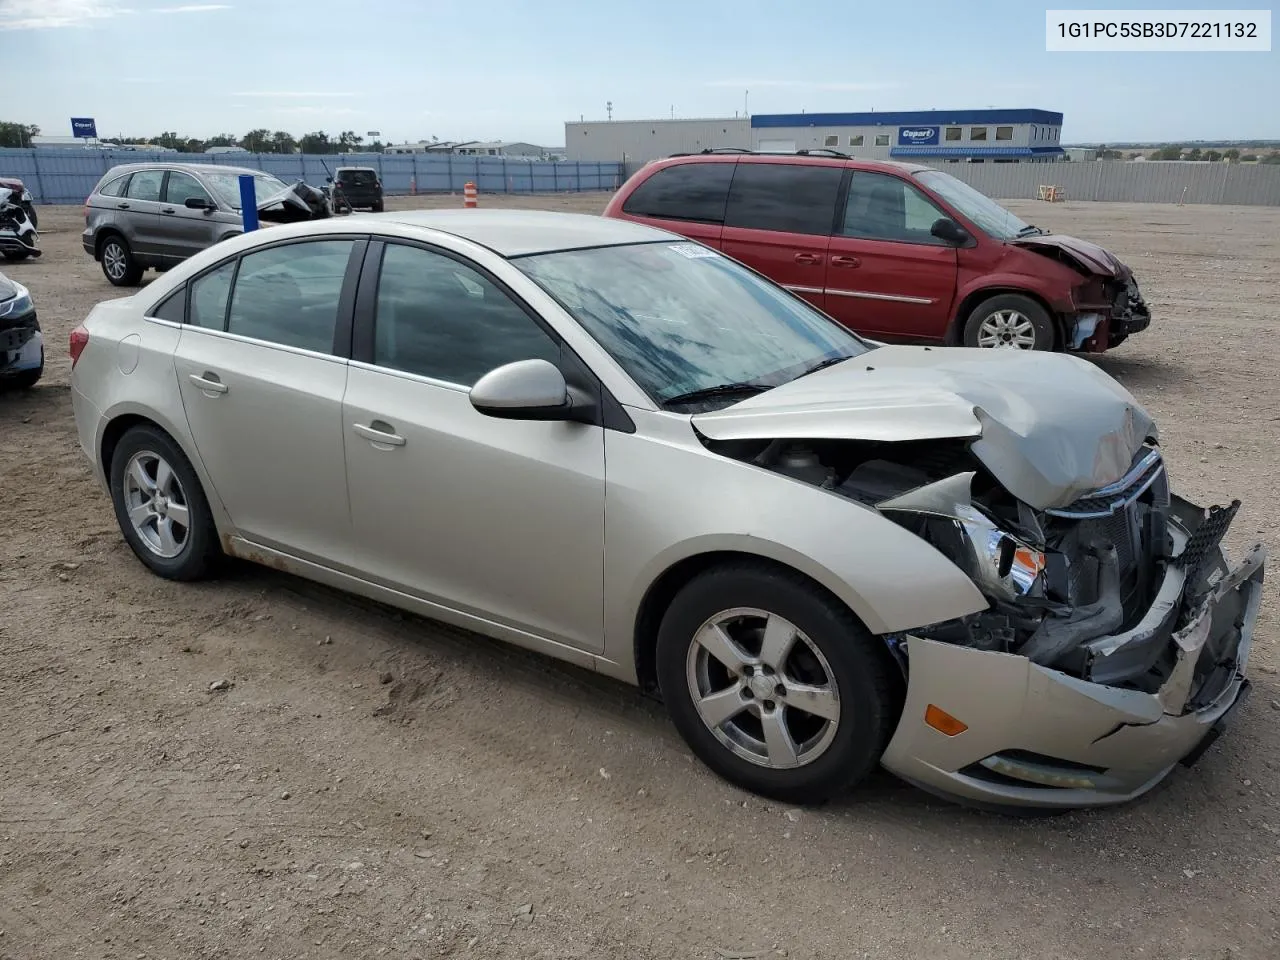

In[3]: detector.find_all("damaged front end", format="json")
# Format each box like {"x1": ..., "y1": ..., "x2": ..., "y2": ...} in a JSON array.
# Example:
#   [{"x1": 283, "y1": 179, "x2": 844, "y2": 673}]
[
  {"x1": 708, "y1": 430, "x2": 1265, "y2": 808},
  {"x1": 255, "y1": 180, "x2": 334, "y2": 224}
]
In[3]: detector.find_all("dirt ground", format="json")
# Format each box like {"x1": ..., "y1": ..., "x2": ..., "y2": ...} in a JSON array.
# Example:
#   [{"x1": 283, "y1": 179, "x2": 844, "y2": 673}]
[{"x1": 2, "y1": 193, "x2": 1278, "y2": 960}]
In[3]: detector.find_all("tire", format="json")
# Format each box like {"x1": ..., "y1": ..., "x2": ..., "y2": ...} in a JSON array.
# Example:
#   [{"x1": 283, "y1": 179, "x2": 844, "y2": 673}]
[
  {"x1": 99, "y1": 234, "x2": 144, "y2": 287},
  {"x1": 961, "y1": 293, "x2": 1056, "y2": 351},
  {"x1": 372, "y1": 200, "x2": 384, "y2": 213},
  {"x1": 1, "y1": 345, "x2": 43, "y2": 390},
  {"x1": 655, "y1": 562, "x2": 901, "y2": 804},
  {"x1": 108, "y1": 424, "x2": 222, "y2": 581},
  {"x1": 1, "y1": 250, "x2": 29, "y2": 261}
]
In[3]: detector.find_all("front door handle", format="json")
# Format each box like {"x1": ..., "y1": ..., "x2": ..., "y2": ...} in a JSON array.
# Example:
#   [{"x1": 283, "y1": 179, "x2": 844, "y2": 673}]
[
  {"x1": 830, "y1": 255, "x2": 861, "y2": 268},
  {"x1": 161, "y1": 206, "x2": 175, "y2": 214},
  {"x1": 116, "y1": 202, "x2": 131, "y2": 209},
  {"x1": 793, "y1": 252, "x2": 822, "y2": 265},
  {"x1": 189, "y1": 372, "x2": 228, "y2": 395},
  {"x1": 353, "y1": 421, "x2": 406, "y2": 447}
]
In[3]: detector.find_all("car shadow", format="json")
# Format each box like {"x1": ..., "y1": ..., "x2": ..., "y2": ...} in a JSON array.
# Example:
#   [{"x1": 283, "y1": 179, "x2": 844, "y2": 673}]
[{"x1": 1088, "y1": 353, "x2": 1181, "y2": 392}]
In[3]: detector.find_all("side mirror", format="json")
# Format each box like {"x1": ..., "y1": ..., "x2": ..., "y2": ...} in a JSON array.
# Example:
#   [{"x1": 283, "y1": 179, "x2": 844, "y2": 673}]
[
  {"x1": 325, "y1": 177, "x2": 333, "y2": 183},
  {"x1": 931, "y1": 217, "x2": 971, "y2": 246},
  {"x1": 185, "y1": 196, "x2": 214, "y2": 210},
  {"x1": 469, "y1": 359, "x2": 572, "y2": 421}
]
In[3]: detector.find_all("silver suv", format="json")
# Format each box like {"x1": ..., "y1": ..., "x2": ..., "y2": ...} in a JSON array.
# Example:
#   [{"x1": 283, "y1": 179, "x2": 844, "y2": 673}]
[{"x1": 81, "y1": 162, "x2": 321, "y2": 286}]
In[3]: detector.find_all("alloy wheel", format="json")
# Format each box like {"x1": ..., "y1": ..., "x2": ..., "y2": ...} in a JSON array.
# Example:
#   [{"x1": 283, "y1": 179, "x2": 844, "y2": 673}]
[
  {"x1": 102, "y1": 241, "x2": 128, "y2": 282},
  {"x1": 976, "y1": 309, "x2": 1037, "y2": 349},
  {"x1": 122, "y1": 450, "x2": 191, "y2": 558},
  {"x1": 685, "y1": 607, "x2": 841, "y2": 769}
]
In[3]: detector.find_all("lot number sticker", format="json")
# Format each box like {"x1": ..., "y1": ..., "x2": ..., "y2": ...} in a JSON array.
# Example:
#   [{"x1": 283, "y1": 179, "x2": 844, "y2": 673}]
[{"x1": 668, "y1": 242, "x2": 719, "y2": 259}]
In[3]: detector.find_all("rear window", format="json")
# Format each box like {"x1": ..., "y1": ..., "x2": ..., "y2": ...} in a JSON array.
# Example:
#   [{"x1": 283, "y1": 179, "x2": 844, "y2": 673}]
[
  {"x1": 621, "y1": 162, "x2": 735, "y2": 224},
  {"x1": 723, "y1": 162, "x2": 843, "y2": 236},
  {"x1": 98, "y1": 174, "x2": 130, "y2": 198},
  {"x1": 338, "y1": 170, "x2": 378, "y2": 185}
]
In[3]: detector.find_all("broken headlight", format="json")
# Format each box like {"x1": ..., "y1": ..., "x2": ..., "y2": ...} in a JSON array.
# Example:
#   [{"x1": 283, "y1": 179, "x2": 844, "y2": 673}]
[{"x1": 943, "y1": 504, "x2": 1046, "y2": 602}]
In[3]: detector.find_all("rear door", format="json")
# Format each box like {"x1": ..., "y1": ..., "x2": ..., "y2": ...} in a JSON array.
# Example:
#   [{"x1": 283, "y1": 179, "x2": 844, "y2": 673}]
[
  {"x1": 822, "y1": 170, "x2": 958, "y2": 341},
  {"x1": 117, "y1": 169, "x2": 167, "y2": 256},
  {"x1": 172, "y1": 236, "x2": 364, "y2": 563},
  {"x1": 616, "y1": 160, "x2": 734, "y2": 249},
  {"x1": 154, "y1": 171, "x2": 221, "y2": 261},
  {"x1": 719, "y1": 160, "x2": 843, "y2": 313}
]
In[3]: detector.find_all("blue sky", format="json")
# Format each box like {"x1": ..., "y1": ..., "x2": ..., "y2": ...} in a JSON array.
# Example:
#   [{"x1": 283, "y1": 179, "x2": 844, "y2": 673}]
[{"x1": 3, "y1": 0, "x2": 1276, "y2": 145}]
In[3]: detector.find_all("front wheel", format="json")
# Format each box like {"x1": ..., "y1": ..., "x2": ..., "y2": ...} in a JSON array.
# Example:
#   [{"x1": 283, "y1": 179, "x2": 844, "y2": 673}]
[
  {"x1": 655, "y1": 563, "x2": 901, "y2": 804},
  {"x1": 100, "y1": 235, "x2": 144, "y2": 286},
  {"x1": 108, "y1": 424, "x2": 222, "y2": 580},
  {"x1": 962, "y1": 293, "x2": 1056, "y2": 351}
]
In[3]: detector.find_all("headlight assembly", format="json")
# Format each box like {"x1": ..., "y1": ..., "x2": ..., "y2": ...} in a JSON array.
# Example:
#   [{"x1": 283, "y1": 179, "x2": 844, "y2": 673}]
[{"x1": 0, "y1": 282, "x2": 33, "y2": 319}]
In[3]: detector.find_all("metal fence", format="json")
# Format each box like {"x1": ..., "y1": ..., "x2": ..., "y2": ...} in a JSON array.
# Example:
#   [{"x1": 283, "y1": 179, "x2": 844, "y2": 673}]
[{"x1": 0, "y1": 149, "x2": 625, "y2": 205}]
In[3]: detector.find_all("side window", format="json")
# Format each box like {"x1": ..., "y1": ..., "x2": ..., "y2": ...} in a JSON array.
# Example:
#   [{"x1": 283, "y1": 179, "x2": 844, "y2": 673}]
[
  {"x1": 970, "y1": 127, "x2": 988, "y2": 141},
  {"x1": 724, "y1": 162, "x2": 843, "y2": 236},
  {"x1": 99, "y1": 175, "x2": 130, "y2": 198},
  {"x1": 372, "y1": 243, "x2": 560, "y2": 387},
  {"x1": 848, "y1": 135, "x2": 864, "y2": 146},
  {"x1": 226, "y1": 240, "x2": 355, "y2": 352},
  {"x1": 945, "y1": 127, "x2": 962, "y2": 142},
  {"x1": 189, "y1": 261, "x2": 235, "y2": 329},
  {"x1": 150, "y1": 285, "x2": 188, "y2": 323},
  {"x1": 164, "y1": 172, "x2": 212, "y2": 206},
  {"x1": 840, "y1": 172, "x2": 950, "y2": 245},
  {"x1": 125, "y1": 169, "x2": 164, "y2": 202},
  {"x1": 620, "y1": 162, "x2": 735, "y2": 223}
]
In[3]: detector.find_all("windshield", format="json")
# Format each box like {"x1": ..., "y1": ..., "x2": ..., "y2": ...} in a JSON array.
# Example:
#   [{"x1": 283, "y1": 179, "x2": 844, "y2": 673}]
[
  {"x1": 514, "y1": 241, "x2": 871, "y2": 406},
  {"x1": 914, "y1": 169, "x2": 1032, "y2": 241},
  {"x1": 202, "y1": 171, "x2": 294, "y2": 209}
]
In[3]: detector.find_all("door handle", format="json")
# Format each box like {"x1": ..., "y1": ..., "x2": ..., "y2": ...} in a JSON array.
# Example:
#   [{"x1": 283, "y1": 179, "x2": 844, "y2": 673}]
[
  {"x1": 793, "y1": 253, "x2": 822, "y2": 265},
  {"x1": 830, "y1": 255, "x2": 861, "y2": 268},
  {"x1": 353, "y1": 421, "x2": 406, "y2": 447},
  {"x1": 189, "y1": 372, "x2": 228, "y2": 394},
  {"x1": 116, "y1": 202, "x2": 131, "y2": 209},
  {"x1": 161, "y1": 207, "x2": 175, "y2": 214}
]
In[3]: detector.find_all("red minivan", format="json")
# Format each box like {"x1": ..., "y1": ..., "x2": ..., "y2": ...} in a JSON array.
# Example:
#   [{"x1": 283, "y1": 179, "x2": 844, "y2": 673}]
[{"x1": 602, "y1": 153, "x2": 1151, "y2": 353}]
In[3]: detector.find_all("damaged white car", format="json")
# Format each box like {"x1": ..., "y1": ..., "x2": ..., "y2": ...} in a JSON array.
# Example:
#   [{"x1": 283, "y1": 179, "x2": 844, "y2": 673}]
[{"x1": 69, "y1": 211, "x2": 1265, "y2": 811}]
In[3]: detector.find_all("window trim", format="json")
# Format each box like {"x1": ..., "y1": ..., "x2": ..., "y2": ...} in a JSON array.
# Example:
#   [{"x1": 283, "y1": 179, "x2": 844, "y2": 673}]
[
  {"x1": 170, "y1": 234, "x2": 367, "y2": 358},
  {"x1": 351, "y1": 236, "x2": 632, "y2": 432}
]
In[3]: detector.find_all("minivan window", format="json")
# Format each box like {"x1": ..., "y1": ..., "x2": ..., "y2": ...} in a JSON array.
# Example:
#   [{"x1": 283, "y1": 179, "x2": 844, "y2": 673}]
[
  {"x1": 621, "y1": 163, "x2": 735, "y2": 223},
  {"x1": 125, "y1": 170, "x2": 165, "y2": 202},
  {"x1": 914, "y1": 169, "x2": 1031, "y2": 241},
  {"x1": 841, "y1": 172, "x2": 950, "y2": 245},
  {"x1": 226, "y1": 240, "x2": 355, "y2": 352},
  {"x1": 723, "y1": 162, "x2": 842, "y2": 236}
]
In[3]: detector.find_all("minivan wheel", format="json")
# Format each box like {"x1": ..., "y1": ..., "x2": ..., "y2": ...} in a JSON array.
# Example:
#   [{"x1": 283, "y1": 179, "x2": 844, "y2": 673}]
[
  {"x1": 963, "y1": 294, "x2": 1055, "y2": 351},
  {"x1": 108, "y1": 424, "x2": 222, "y2": 581},
  {"x1": 100, "y1": 235, "x2": 144, "y2": 286},
  {"x1": 655, "y1": 563, "x2": 900, "y2": 804}
]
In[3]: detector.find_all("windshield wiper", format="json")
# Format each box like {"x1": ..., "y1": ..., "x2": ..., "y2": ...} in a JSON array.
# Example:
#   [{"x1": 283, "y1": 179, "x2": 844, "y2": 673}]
[
  {"x1": 661, "y1": 382, "x2": 771, "y2": 408},
  {"x1": 1015, "y1": 224, "x2": 1045, "y2": 238},
  {"x1": 794, "y1": 354, "x2": 855, "y2": 380}
]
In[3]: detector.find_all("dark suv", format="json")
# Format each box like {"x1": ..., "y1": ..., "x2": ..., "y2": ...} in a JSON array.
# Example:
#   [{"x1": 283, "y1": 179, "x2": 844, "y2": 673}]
[
  {"x1": 603, "y1": 152, "x2": 1150, "y2": 353},
  {"x1": 330, "y1": 167, "x2": 384, "y2": 213}
]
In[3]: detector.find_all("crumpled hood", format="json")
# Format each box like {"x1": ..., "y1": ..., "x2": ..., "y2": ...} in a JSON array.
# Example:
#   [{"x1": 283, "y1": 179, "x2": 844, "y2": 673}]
[
  {"x1": 691, "y1": 345, "x2": 1157, "y2": 510},
  {"x1": 1010, "y1": 233, "x2": 1127, "y2": 278}
]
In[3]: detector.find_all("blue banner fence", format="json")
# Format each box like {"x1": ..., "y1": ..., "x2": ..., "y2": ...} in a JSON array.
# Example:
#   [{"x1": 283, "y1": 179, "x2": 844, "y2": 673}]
[{"x1": 0, "y1": 149, "x2": 624, "y2": 205}]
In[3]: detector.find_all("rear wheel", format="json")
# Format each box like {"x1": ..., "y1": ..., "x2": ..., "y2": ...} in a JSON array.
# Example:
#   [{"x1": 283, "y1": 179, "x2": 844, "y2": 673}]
[
  {"x1": 1, "y1": 250, "x2": 29, "y2": 261},
  {"x1": 962, "y1": 293, "x2": 1055, "y2": 351},
  {"x1": 655, "y1": 563, "x2": 901, "y2": 804},
  {"x1": 108, "y1": 424, "x2": 222, "y2": 580},
  {"x1": 372, "y1": 199, "x2": 384, "y2": 213},
  {"x1": 99, "y1": 235, "x2": 144, "y2": 286}
]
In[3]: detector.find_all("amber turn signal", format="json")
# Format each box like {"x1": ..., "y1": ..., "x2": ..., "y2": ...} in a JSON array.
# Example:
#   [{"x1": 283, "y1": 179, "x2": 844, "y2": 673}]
[{"x1": 924, "y1": 704, "x2": 968, "y2": 737}]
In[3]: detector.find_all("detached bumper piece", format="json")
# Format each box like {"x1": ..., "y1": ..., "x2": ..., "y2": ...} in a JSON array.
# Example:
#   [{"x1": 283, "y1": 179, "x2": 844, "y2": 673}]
[{"x1": 881, "y1": 497, "x2": 1266, "y2": 810}]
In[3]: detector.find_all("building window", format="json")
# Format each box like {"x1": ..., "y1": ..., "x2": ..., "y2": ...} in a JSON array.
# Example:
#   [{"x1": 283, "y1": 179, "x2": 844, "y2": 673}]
[
  {"x1": 875, "y1": 134, "x2": 889, "y2": 146},
  {"x1": 996, "y1": 126, "x2": 1013, "y2": 141},
  {"x1": 848, "y1": 134, "x2": 864, "y2": 146},
  {"x1": 945, "y1": 127, "x2": 961, "y2": 141},
  {"x1": 970, "y1": 127, "x2": 987, "y2": 141},
  {"x1": 824, "y1": 135, "x2": 839, "y2": 147}
]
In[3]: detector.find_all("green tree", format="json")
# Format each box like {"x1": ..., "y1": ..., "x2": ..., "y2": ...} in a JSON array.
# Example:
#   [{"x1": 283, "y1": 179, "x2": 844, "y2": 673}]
[
  {"x1": 206, "y1": 133, "x2": 237, "y2": 148},
  {"x1": 271, "y1": 130, "x2": 298, "y2": 153},
  {"x1": 0, "y1": 121, "x2": 39, "y2": 147},
  {"x1": 1241, "y1": 154, "x2": 1259, "y2": 162},
  {"x1": 1261, "y1": 153, "x2": 1280, "y2": 164},
  {"x1": 1154, "y1": 145, "x2": 1184, "y2": 160},
  {"x1": 241, "y1": 128, "x2": 273, "y2": 153},
  {"x1": 299, "y1": 130, "x2": 333, "y2": 154},
  {"x1": 1205, "y1": 149, "x2": 1223, "y2": 162},
  {"x1": 1224, "y1": 148, "x2": 1241, "y2": 162},
  {"x1": 337, "y1": 130, "x2": 364, "y2": 152},
  {"x1": 1186, "y1": 147, "x2": 1202, "y2": 161}
]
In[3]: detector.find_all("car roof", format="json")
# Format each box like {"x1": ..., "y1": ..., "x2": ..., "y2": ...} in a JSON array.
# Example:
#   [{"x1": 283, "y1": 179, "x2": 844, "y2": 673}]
[
  {"x1": 650, "y1": 152, "x2": 934, "y2": 176},
  {"x1": 99, "y1": 161, "x2": 277, "y2": 180},
  {"x1": 368, "y1": 209, "x2": 681, "y2": 257},
  {"x1": 335, "y1": 166, "x2": 376, "y2": 172}
]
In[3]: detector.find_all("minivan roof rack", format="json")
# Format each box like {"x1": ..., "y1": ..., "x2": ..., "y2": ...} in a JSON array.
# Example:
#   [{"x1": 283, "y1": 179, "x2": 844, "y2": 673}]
[
  {"x1": 667, "y1": 147, "x2": 756, "y2": 157},
  {"x1": 795, "y1": 148, "x2": 851, "y2": 159},
  {"x1": 666, "y1": 146, "x2": 854, "y2": 160}
]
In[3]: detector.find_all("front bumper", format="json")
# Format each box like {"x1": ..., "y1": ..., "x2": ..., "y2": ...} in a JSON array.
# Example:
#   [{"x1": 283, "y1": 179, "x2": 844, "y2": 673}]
[
  {"x1": 0, "y1": 308, "x2": 41, "y2": 378},
  {"x1": 881, "y1": 534, "x2": 1266, "y2": 810}
]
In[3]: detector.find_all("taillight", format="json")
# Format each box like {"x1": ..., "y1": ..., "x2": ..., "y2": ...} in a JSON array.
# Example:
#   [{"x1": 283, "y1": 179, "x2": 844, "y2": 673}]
[{"x1": 69, "y1": 325, "x2": 89, "y2": 368}]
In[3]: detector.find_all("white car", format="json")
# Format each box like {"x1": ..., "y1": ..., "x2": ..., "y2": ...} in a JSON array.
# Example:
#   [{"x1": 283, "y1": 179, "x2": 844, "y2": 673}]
[{"x1": 68, "y1": 210, "x2": 1265, "y2": 811}]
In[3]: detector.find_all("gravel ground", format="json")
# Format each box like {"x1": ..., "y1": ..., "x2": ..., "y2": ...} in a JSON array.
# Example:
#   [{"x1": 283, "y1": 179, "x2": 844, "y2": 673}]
[{"x1": 1, "y1": 194, "x2": 1278, "y2": 960}]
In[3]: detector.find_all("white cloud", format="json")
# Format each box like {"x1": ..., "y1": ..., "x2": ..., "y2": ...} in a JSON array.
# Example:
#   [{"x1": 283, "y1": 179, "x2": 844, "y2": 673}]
[
  {"x1": 0, "y1": 0, "x2": 133, "y2": 30},
  {"x1": 154, "y1": 4, "x2": 232, "y2": 12},
  {"x1": 705, "y1": 79, "x2": 898, "y2": 92},
  {"x1": 272, "y1": 106, "x2": 359, "y2": 117},
  {"x1": 233, "y1": 91, "x2": 358, "y2": 98}
]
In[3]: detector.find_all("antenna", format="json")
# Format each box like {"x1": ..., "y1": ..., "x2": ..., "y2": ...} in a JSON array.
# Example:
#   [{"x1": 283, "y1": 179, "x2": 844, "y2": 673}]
[{"x1": 606, "y1": 101, "x2": 613, "y2": 121}]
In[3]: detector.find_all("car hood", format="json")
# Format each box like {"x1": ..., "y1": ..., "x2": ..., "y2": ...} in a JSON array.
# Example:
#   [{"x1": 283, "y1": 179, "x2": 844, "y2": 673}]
[
  {"x1": 691, "y1": 345, "x2": 1157, "y2": 511},
  {"x1": 1010, "y1": 233, "x2": 1126, "y2": 278}
]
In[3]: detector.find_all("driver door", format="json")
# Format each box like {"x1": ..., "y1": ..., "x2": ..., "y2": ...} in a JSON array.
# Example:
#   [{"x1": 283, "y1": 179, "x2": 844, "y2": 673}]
[{"x1": 340, "y1": 240, "x2": 607, "y2": 652}]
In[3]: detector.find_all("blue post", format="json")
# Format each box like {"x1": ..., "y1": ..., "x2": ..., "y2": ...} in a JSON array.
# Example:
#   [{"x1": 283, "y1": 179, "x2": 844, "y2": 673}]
[{"x1": 239, "y1": 174, "x2": 259, "y2": 232}]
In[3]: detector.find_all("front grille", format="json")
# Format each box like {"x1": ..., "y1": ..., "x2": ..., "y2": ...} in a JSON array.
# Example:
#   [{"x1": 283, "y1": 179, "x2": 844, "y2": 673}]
[{"x1": 1046, "y1": 447, "x2": 1167, "y2": 519}]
